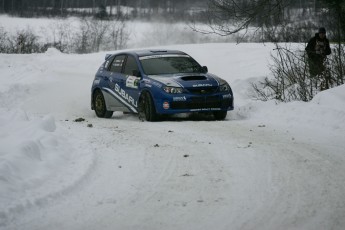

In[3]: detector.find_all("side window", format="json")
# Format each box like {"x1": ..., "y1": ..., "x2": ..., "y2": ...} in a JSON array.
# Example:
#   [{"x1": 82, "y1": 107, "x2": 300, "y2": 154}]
[
  {"x1": 123, "y1": 56, "x2": 139, "y2": 76},
  {"x1": 109, "y1": 55, "x2": 126, "y2": 73}
]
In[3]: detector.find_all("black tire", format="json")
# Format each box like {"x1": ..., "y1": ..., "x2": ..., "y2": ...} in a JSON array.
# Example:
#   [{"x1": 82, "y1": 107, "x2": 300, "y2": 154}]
[
  {"x1": 213, "y1": 111, "x2": 227, "y2": 120},
  {"x1": 93, "y1": 90, "x2": 113, "y2": 118},
  {"x1": 139, "y1": 91, "x2": 158, "y2": 121}
]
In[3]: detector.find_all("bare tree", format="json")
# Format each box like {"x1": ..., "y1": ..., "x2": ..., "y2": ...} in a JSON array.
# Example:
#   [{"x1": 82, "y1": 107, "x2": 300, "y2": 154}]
[
  {"x1": 90, "y1": 19, "x2": 109, "y2": 52},
  {"x1": 251, "y1": 44, "x2": 345, "y2": 102},
  {"x1": 106, "y1": 18, "x2": 129, "y2": 50},
  {"x1": 322, "y1": 0, "x2": 345, "y2": 84},
  {"x1": 72, "y1": 18, "x2": 109, "y2": 53},
  {"x1": 44, "y1": 20, "x2": 75, "y2": 52},
  {"x1": 73, "y1": 19, "x2": 92, "y2": 54},
  {"x1": 0, "y1": 26, "x2": 8, "y2": 52},
  {"x1": 191, "y1": 0, "x2": 344, "y2": 43},
  {"x1": 191, "y1": 0, "x2": 290, "y2": 37},
  {"x1": 7, "y1": 28, "x2": 41, "y2": 54}
]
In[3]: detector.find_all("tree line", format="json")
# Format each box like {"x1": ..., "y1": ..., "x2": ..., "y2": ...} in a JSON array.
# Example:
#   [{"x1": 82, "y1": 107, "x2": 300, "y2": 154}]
[
  {"x1": 0, "y1": 0, "x2": 208, "y2": 20},
  {"x1": 0, "y1": 0, "x2": 342, "y2": 21}
]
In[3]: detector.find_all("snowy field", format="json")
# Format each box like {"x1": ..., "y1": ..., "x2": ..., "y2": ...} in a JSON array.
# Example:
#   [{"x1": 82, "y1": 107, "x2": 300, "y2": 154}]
[
  {"x1": 1, "y1": 17, "x2": 345, "y2": 230},
  {"x1": 0, "y1": 14, "x2": 234, "y2": 49}
]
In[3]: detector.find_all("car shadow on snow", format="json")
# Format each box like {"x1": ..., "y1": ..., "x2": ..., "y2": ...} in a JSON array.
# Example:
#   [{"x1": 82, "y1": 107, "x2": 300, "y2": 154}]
[
  {"x1": 162, "y1": 113, "x2": 219, "y2": 121},
  {"x1": 90, "y1": 112, "x2": 238, "y2": 122}
]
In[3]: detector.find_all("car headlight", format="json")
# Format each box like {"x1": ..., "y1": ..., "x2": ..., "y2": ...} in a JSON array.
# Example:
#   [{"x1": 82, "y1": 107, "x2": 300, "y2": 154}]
[
  {"x1": 163, "y1": 86, "x2": 183, "y2": 94},
  {"x1": 219, "y1": 83, "x2": 231, "y2": 92}
]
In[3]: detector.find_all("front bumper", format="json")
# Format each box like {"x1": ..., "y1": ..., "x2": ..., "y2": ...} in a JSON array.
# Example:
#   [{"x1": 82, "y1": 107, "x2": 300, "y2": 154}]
[{"x1": 154, "y1": 93, "x2": 234, "y2": 114}]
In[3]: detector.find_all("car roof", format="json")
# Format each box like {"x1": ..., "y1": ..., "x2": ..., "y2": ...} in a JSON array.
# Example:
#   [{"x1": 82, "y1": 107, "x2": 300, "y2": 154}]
[
  {"x1": 119, "y1": 49, "x2": 188, "y2": 57},
  {"x1": 105, "y1": 49, "x2": 189, "y2": 61}
]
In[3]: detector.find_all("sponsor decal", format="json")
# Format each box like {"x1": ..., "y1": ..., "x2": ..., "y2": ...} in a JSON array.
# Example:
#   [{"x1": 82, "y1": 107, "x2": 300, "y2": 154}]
[
  {"x1": 163, "y1": 102, "x2": 170, "y2": 109},
  {"x1": 114, "y1": 83, "x2": 138, "y2": 107},
  {"x1": 139, "y1": 54, "x2": 190, "y2": 60},
  {"x1": 173, "y1": 96, "x2": 187, "y2": 101},
  {"x1": 190, "y1": 108, "x2": 221, "y2": 112},
  {"x1": 152, "y1": 81, "x2": 163, "y2": 88},
  {"x1": 142, "y1": 79, "x2": 154, "y2": 88},
  {"x1": 192, "y1": 83, "x2": 213, "y2": 87},
  {"x1": 108, "y1": 80, "x2": 115, "y2": 89},
  {"x1": 126, "y1": 76, "x2": 140, "y2": 89},
  {"x1": 113, "y1": 59, "x2": 124, "y2": 67}
]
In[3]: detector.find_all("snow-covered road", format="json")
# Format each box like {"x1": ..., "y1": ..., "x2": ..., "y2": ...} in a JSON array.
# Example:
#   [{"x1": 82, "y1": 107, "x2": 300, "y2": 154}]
[
  {"x1": 8, "y1": 117, "x2": 345, "y2": 230},
  {"x1": 1, "y1": 43, "x2": 345, "y2": 230}
]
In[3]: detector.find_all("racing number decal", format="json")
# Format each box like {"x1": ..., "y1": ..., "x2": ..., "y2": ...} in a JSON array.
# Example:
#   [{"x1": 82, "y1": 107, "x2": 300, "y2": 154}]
[{"x1": 126, "y1": 76, "x2": 140, "y2": 89}]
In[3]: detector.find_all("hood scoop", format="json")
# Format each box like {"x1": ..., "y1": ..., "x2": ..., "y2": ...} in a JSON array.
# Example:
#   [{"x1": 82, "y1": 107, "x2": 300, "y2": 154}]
[{"x1": 181, "y1": 76, "x2": 207, "y2": 81}]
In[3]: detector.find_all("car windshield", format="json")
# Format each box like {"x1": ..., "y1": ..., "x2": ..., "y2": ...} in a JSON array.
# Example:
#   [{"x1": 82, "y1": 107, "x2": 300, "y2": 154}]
[{"x1": 139, "y1": 54, "x2": 203, "y2": 75}]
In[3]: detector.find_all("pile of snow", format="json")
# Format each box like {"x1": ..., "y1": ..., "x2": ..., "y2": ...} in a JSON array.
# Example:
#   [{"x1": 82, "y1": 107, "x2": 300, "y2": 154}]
[
  {"x1": 0, "y1": 49, "x2": 98, "y2": 225},
  {"x1": 234, "y1": 84, "x2": 345, "y2": 133},
  {"x1": 0, "y1": 108, "x2": 95, "y2": 225},
  {"x1": 44, "y1": 47, "x2": 62, "y2": 56},
  {"x1": 0, "y1": 111, "x2": 64, "y2": 204}
]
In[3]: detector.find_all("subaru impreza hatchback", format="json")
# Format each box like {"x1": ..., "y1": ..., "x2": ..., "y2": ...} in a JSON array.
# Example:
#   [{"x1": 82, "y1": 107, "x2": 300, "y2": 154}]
[{"x1": 91, "y1": 50, "x2": 234, "y2": 121}]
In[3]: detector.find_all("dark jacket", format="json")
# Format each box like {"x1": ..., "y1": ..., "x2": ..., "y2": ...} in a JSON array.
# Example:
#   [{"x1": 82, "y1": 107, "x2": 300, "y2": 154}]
[{"x1": 305, "y1": 33, "x2": 331, "y2": 60}]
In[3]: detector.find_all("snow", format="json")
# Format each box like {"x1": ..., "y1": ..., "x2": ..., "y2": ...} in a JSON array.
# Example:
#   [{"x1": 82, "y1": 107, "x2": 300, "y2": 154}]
[{"x1": 1, "y1": 31, "x2": 345, "y2": 229}]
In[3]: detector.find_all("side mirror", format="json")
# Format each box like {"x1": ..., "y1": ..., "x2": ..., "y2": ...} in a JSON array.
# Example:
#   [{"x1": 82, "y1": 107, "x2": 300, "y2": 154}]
[
  {"x1": 132, "y1": 70, "x2": 141, "y2": 78},
  {"x1": 201, "y1": 66, "x2": 208, "y2": 73}
]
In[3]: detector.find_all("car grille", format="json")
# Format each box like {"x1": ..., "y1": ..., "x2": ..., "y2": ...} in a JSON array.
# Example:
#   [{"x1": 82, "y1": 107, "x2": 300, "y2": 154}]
[
  {"x1": 171, "y1": 96, "x2": 231, "y2": 110},
  {"x1": 187, "y1": 87, "x2": 218, "y2": 94}
]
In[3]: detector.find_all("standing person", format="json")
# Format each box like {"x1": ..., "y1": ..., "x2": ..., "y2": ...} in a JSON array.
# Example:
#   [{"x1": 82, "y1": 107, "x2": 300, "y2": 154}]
[{"x1": 305, "y1": 27, "x2": 331, "y2": 78}]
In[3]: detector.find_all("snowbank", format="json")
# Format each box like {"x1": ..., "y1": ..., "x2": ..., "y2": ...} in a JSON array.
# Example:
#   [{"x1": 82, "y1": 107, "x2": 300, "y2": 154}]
[
  {"x1": 233, "y1": 84, "x2": 345, "y2": 139},
  {"x1": 0, "y1": 110, "x2": 64, "y2": 203},
  {"x1": 0, "y1": 108, "x2": 95, "y2": 226}
]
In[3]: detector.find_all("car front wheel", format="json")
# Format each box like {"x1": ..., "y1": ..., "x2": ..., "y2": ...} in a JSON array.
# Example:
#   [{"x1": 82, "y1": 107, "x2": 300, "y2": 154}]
[
  {"x1": 139, "y1": 91, "x2": 158, "y2": 121},
  {"x1": 94, "y1": 90, "x2": 113, "y2": 118}
]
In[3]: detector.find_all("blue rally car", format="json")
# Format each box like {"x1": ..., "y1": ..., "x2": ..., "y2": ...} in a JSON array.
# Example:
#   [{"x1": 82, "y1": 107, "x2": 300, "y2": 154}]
[{"x1": 91, "y1": 50, "x2": 234, "y2": 121}]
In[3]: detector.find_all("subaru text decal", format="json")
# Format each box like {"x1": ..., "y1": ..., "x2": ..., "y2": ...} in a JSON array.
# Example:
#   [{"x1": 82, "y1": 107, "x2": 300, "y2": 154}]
[
  {"x1": 173, "y1": 96, "x2": 187, "y2": 101},
  {"x1": 115, "y1": 83, "x2": 138, "y2": 107},
  {"x1": 192, "y1": 83, "x2": 213, "y2": 87}
]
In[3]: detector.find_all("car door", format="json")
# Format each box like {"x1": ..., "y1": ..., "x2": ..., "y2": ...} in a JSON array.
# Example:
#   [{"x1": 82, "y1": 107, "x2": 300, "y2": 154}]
[
  {"x1": 105, "y1": 54, "x2": 140, "y2": 113},
  {"x1": 99, "y1": 54, "x2": 128, "y2": 112},
  {"x1": 122, "y1": 55, "x2": 141, "y2": 109}
]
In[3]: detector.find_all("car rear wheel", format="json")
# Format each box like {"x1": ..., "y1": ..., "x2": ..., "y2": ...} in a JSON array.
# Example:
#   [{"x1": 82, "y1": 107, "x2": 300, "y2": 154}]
[
  {"x1": 139, "y1": 91, "x2": 158, "y2": 121},
  {"x1": 94, "y1": 90, "x2": 113, "y2": 118},
  {"x1": 213, "y1": 111, "x2": 227, "y2": 120}
]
